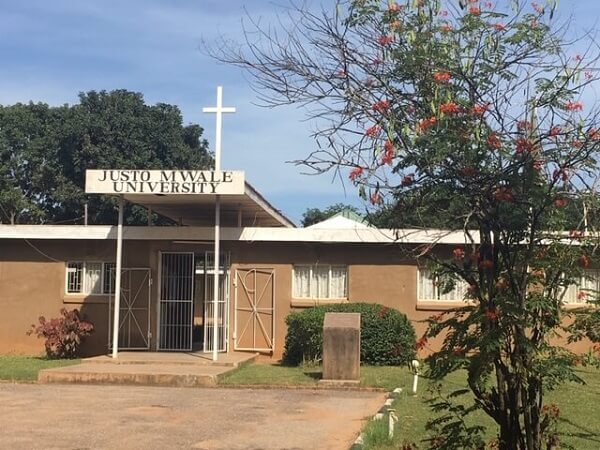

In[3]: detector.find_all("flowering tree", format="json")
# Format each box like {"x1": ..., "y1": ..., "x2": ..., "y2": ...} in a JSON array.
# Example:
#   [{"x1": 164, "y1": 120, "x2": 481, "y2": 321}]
[{"x1": 211, "y1": 1, "x2": 600, "y2": 448}]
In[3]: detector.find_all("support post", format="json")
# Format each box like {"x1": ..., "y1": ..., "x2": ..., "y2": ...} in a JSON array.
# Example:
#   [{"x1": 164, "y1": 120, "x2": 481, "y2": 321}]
[
  {"x1": 212, "y1": 197, "x2": 221, "y2": 361},
  {"x1": 111, "y1": 196, "x2": 124, "y2": 359},
  {"x1": 84, "y1": 203, "x2": 88, "y2": 226}
]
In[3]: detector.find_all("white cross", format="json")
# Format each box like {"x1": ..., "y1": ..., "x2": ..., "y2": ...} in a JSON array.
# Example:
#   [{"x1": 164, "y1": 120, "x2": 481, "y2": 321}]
[{"x1": 203, "y1": 86, "x2": 236, "y2": 172}]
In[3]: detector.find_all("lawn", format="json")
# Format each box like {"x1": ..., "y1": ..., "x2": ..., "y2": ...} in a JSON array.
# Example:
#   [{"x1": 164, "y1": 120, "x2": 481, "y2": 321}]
[
  {"x1": 219, "y1": 362, "x2": 600, "y2": 449},
  {"x1": 360, "y1": 366, "x2": 600, "y2": 449},
  {"x1": 219, "y1": 362, "x2": 408, "y2": 390},
  {"x1": 0, "y1": 356, "x2": 79, "y2": 381}
]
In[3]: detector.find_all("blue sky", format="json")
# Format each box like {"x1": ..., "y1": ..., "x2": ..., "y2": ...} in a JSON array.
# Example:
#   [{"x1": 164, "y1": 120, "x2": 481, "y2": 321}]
[{"x1": 0, "y1": 0, "x2": 598, "y2": 224}]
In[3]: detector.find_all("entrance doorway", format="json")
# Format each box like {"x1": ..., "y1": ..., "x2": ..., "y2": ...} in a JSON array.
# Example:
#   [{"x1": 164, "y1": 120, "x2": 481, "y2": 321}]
[
  {"x1": 157, "y1": 251, "x2": 229, "y2": 352},
  {"x1": 108, "y1": 268, "x2": 152, "y2": 351}
]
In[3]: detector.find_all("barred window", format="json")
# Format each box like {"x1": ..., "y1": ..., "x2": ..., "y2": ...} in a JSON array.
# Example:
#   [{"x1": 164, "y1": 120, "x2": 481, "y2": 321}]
[{"x1": 66, "y1": 261, "x2": 115, "y2": 295}]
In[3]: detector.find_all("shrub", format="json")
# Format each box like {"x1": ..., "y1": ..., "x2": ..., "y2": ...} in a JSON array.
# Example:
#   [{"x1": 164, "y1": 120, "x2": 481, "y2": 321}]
[
  {"x1": 27, "y1": 308, "x2": 94, "y2": 359},
  {"x1": 282, "y1": 303, "x2": 416, "y2": 366}
]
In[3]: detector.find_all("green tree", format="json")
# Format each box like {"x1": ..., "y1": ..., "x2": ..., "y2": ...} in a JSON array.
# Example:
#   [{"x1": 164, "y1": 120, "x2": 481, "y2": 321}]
[
  {"x1": 212, "y1": 1, "x2": 600, "y2": 448},
  {"x1": 301, "y1": 203, "x2": 361, "y2": 226},
  {"x1": 0, "y1": 90, "x2": 213, "y2": 224}
]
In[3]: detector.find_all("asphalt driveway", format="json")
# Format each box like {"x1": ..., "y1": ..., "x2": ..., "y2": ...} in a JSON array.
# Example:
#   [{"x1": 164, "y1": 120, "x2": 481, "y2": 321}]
[{"x1": 0, "y1": 383, "x2": 385, "y2": 450}]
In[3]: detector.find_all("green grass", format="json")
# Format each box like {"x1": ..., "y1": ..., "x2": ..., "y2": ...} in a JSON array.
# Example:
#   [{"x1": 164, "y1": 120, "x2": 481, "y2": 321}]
[
  {"x1": 218, "y1": 362, "x2": 409, "y2": 389},
  {"x1": 360, "y1": 366, "x2": 600, "y2": 450},
  {"x1": 0, "y1": 356, "x2": 79, "y2": 381}
]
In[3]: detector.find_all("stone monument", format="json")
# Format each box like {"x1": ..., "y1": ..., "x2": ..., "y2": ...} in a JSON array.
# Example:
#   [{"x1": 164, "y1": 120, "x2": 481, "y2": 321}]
[{"x1": 320, "y1": 312, "x2": 361, "y2": 385}]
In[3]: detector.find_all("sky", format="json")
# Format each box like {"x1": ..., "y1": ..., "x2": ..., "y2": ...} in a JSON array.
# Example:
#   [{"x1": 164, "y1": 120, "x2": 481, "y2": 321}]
[{"x1": 0, "y1": 0, "x2": 599, "y2": 225}]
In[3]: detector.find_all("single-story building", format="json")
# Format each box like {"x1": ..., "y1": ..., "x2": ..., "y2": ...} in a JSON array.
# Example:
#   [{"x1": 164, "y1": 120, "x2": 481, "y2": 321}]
[{"x1": 0, "y1": 177, "x2": 594, "y2": 359}]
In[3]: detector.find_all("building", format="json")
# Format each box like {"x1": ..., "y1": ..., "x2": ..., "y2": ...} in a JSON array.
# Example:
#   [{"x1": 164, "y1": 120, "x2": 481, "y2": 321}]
[{"x1": 0, "y1": 177, "x2": 593, "y2": 358}]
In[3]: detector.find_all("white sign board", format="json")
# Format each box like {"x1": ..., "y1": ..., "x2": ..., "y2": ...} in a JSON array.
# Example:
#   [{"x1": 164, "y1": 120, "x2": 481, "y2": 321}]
[{"x1": 85, "y1": 169, "x2": 245, "y2": 195}]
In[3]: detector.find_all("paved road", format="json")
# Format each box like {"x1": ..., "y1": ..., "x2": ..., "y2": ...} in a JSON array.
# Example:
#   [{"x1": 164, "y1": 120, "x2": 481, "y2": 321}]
[{"x1": 0, "y1": 384, "x2": 385, "y2": 450}]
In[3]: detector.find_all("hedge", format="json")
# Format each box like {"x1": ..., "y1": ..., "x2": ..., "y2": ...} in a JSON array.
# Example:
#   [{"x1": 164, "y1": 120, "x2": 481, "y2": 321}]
[{"x1": 282, "y1": 303, "x2": 416, "y2": 366}]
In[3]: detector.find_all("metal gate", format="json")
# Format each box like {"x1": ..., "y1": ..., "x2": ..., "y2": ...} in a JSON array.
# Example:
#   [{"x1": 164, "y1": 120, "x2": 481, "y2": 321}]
[
  {"x1": 108, "y1": 268, "x2": 152, "y2": 350},
  {"x1": 234, "y1": 268, "x2": 275, "y2": 352},
  {"x1": 202, "y1": 252, "x2": 230, "y2": 353},
  {"x1": 158, "y1": 252, "x2": 194, "y2": 351}
]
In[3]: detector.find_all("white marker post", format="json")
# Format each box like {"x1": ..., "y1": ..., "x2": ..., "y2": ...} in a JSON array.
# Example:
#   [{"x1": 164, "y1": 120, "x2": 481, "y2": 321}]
[
  {"x1": 203, "y1": 87, "x2": 236, "y2": 361},
  {"x1": 111, "y1": 196, "x2": 124, "y2": 358}
]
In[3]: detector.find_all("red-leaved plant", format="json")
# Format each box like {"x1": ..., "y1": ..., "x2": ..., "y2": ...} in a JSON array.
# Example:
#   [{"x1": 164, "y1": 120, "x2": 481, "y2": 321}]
[{"x1": 27, "y1": 308, "x2": 93, "y2": 359}]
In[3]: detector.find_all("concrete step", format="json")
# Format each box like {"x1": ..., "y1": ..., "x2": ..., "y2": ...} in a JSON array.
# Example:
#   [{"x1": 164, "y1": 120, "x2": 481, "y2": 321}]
[
  {"x1": 81, "y1": 352, "x2": 258, "y2": 368},
  {"x1": 38, "y1": 363, "x2": 235, "y2": 388}
]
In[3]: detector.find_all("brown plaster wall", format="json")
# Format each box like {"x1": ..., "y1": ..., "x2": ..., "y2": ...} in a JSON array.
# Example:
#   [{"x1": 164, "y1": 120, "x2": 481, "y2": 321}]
[{"x1": 0, "y1": 238, "x2": 594, "y2": 358}]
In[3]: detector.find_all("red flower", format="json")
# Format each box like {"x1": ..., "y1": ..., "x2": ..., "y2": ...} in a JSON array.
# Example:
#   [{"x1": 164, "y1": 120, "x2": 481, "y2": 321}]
[
  {"x1": 472, "y1": 103, "x2": 490, "y2": 115},
  {"x1": 469, "y1": 6, "x2": 481, "y2": 15},
  {"x1": 578, "y1": 291, "x2": 588, "y2": 301},
  {"x1": 440, "y1": 23, "x2": 453, "y2": 33},
  {"x1": 516, "y1": 137, "x2": 534, "y2": 154},
  {"x1": 453, "y1": 247, "x2": 465, "y2": 260},
  {"x1": 433, "y1": 71, "x2": 452, "y2": 83},
  {"x1": 365, "y1": 125, "x2": 381, "y2": 137},
  {"x1": 554, "y1": 198, "x2": 568, "y2": 208},
  {"x1": 382, "y1": 140, "x2": 395, "y2": 165},
  {"x1": 378, "y1": 35, "x2": 394, "y2": 46},
  {"x1": 579, "y1": 255, "x2": 591, "y2": 269},
  {"x1": 401, "y1": 174, "x2": 414, "y2": 186},
  {"x1": 492, "y1": 23, "x2": 506, "y2": 31},
  {"x1": 495, "y1": 278, "x2": 508, "y2": 291},
  {"x1": 569, "y1": 230, "x2": 584, "y2": 239},
  {"x1": 494, "y1": 186, "x2": 514, "y2": 202},
  {"x1": 390, "y1": 20, "x2": 402, "y2": 31},
  {"x1": 372, "y1": 99, "x2": 390, "y2": 113},
  {"x1": 487, "y1": 133, "x2": 502, "y2": 150},
  {"x1": 370, "y1": 191, "x2": 383, "y2": 205},
  {"x1": 485, "y1": 308, "x2": 499, "y2": 321},
  {"x1": 460, "y1": 166, "x2": 477, "y2": 177},
  {"x1": 552, "y1": 168, "x2": 569, "y2": 182},
  {"x1": 533, "y1": 159, "x2": 543, "y2": 171},
  {"x1": 378, "y1": 306, "x2": 390, "y2": 317},
  {"x1": 532, "y1": 2, "x2": 544, "y2": 14},
  {"x1": 589, "y1": 128, "x2": 600, "y2": 141},
  {"x1": 565, "y1": 101, "x2": 583, "y2": 112},
  {"x1": 439, "y1": 102, "x2": 461, "y2": 114},
  {"x1": 349, "y1": 166, "x2": 364, "y2": 181},
  {"x1": 479, "y1": 259, "x2": 494, "y2": 269},
  {"x1": 517, "y1": 120, "x2": 532, "y2": 131},
  {"x1": 585, "y1": 71, "x2": 593, "y2": 80},
  {"x1": 388, "y1": 2, "x2": 402, "y2": 13},
  {"x1": 549, "y1": 126, "x2": 562, "y2": 137},
  {"x1": 416, "y1": 335, "x2": 428, "y2": 351},
  {"x1": 417, "y1": 116, "x2": 437, "y2": 132}
]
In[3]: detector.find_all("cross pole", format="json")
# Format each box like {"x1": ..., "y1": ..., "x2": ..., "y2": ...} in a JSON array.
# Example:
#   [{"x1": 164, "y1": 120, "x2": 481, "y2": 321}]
[{"x1": 203, "y1": 86, "x2": 236, "y2": 361}]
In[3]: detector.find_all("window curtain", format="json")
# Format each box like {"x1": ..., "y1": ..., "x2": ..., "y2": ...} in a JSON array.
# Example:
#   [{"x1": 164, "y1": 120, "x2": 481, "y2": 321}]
[
  {"x1": 294, "y1": 266, "x2": 311, "y2": 298},
  {"x1": 330, "y1": 266, "x2": 347, "y2": 298},
  {"x1": 418, "y1": 268, "x2": 437, "y2": 300},
  {"x1": 85, "y1": 262, "x2": 103, "y2": 295},
  {"x1": 312, "y1": 266, "x2": 329, "y2": 298}
]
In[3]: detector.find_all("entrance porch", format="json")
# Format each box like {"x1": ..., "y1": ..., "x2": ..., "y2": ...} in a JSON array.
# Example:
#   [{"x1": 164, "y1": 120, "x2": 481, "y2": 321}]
[{"x1": 38, "y1": 351, "x2": 257, "y2": 387}]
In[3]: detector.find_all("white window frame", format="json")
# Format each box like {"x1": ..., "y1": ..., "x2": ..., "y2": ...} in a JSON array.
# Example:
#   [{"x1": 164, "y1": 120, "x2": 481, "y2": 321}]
[
  {"x1": 417, "y1": 267, "x2": 469, "y2": 302},
  {"x1": 562, "y1": 269, "x2": 598, "y2": 305},
  {"x1": 292, "y1": 265, "x2": 348, "y2": 300},
  {"x1": 65, "y1": 261, "x2": 115, "y2": 296}
]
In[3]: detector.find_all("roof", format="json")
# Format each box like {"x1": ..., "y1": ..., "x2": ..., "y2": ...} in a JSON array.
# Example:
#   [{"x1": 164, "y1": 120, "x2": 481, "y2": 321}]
[
  {"x1": 306, "y1": 214, "x2": 370, "y2": 230},
  {"x1": 122, "y1": 181, "x2": 295, "y2": 228},
  {"x1": 0, "y1": 225, "x2": 478, "y2": 245}
]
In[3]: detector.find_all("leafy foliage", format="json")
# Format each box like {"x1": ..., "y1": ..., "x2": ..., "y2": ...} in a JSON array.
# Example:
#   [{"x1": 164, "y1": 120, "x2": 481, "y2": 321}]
[
  {"x1": 0, "y1": 90, "x2": 213, "y2": 225},
  {"x1": 27, "y1": 308, "x2": 94, "y2": 359},
  {"x1": 282, "y1": 303, "x2": 416, "y2": 366}
]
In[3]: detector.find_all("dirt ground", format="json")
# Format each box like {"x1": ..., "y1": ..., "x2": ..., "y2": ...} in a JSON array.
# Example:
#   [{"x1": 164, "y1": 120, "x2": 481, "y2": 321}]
[{"x1": 0, "y1": 383, "x2": 385, "y2": 450}]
